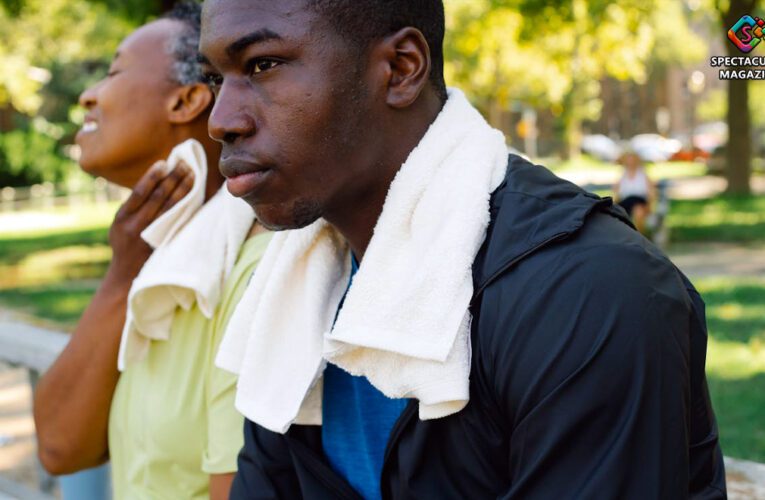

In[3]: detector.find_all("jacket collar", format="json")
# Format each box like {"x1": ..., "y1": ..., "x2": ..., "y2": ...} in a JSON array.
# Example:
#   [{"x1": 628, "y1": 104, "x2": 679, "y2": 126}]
[{"x1": 472, "y1": 154, "x2": 632, "y2": 298}]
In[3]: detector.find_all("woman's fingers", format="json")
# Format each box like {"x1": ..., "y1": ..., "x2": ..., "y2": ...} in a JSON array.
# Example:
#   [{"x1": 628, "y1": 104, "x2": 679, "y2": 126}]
[
  {"x1": 116, "y1": 161, "x2": 169, "y2": 219},
  {"x1": 157, "y1": 163, "x2": 195, "y2": 217},
  {"x1": 134, "y1": 161, "x2": 194, "y2": 223}
]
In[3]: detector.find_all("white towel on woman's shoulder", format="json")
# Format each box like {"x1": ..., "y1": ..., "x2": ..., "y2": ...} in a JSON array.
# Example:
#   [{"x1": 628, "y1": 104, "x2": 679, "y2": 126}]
[
  {"x1": 216, "y1": 89, "x2": 508, "y2": 433},
  {"x1": 117, "y1": 139, "x2": 255, "y2": 371}
]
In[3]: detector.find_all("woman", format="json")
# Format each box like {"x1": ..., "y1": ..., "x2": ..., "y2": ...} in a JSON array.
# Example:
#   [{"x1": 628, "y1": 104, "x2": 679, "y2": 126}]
[
  {"x1": 33, "y1": 4, "x2": 267, "y2": 499},
  {"x1": 613, "y1": 150, "x2": 656, "y2": 234}
]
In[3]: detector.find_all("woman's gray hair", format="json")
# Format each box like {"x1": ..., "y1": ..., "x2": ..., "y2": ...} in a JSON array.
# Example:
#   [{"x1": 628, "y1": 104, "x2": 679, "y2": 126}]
[{"x1": 163, "y1": 1, "x2": 204, "y2": 85}]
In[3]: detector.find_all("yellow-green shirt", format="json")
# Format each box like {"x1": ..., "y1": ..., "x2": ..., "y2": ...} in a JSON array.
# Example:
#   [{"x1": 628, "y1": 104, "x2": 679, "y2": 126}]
[{"x1": 109, "y1": 232, "x2": 272, "y2": 500}]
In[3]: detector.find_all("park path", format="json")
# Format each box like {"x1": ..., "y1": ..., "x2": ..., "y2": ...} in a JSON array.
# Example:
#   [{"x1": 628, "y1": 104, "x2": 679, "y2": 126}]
[
  {"x1": 0, "y1": 306, "x2": 44, "y2": 498},
  {"x1": 557, "y1": 171, "x2": 765, "y2": 199},
  {"x1": 669, "y1": 243, "x2": 765, "y2": 278},
  {"x1": 0, "y1": 365, "x2": 41, "y2": 498}
]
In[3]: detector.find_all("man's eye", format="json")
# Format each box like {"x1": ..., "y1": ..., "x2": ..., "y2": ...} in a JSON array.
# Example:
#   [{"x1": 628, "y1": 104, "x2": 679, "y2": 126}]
[{"x1": 249, "y1": 59, "x2": 280, "y2": 75}]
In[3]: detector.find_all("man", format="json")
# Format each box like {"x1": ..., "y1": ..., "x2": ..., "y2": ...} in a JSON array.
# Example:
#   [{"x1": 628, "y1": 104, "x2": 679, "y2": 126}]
[{"x1": 199, "y1": 1, "x2": 726, "y2": 498}]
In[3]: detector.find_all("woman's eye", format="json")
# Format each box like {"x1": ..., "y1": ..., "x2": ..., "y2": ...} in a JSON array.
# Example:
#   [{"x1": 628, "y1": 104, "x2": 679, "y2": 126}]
[{"x1": 203, "y1": 73, "x2": 223, "y2": 90}]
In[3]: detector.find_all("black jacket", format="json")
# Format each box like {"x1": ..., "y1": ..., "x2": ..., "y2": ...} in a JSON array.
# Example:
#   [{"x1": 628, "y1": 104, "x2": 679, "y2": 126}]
[{"x1": 230, "y1": 155, "x2": 726, "y2": 500}]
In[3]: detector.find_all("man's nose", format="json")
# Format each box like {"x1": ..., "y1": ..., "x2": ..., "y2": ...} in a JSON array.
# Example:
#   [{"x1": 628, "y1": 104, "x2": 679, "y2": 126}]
[{"x1": 208, "y1": 81, "x2": 256, "y2": 144}]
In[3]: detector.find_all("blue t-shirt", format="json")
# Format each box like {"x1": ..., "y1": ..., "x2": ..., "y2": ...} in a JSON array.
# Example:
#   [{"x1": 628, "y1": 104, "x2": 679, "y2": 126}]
[{"x1": 322, "y1": 256, "x2": 409, "y2": 500}]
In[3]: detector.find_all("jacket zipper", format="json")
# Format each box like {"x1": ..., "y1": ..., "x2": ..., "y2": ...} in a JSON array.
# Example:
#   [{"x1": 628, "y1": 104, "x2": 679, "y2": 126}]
[
  {"x1": 289, "y1": 435, "x2": 365, "y2": 500},
  {"x1": 380, "y1": 400, "x2": 418, "y2": 494}
]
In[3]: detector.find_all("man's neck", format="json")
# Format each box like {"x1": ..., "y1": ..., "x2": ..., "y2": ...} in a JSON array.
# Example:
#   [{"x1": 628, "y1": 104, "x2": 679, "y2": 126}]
[{"x1": 324, "y1": 93, "x2": 444, "y2": 261}]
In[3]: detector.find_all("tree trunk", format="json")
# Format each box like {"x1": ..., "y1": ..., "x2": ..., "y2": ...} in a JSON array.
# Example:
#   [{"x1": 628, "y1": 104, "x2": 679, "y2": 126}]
[
  {"x1": 0, "y1": 105, "x2": 14, "y2": 133},
  {"x1": 726, "y1": 78, "x2": 752, "y2": 194},
  {"x1": 721, "y1": 0, "x2": 756, "y2": 195}
]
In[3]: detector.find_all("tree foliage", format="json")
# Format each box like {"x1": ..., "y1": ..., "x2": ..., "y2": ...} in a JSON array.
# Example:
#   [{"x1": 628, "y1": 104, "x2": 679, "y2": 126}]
[
  {"x1": 445, "y1": 0, "x2": 707, "y2": 156},
  {"x1": 0, "y1": 0, "x2": 133, "y2": 114},
  {"x1": 0, "y1": 0, "x2": 138, "y2": 185}
]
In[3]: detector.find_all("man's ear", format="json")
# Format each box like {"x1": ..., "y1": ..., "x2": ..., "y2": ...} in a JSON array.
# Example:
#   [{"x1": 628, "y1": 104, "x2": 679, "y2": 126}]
[
  {"x1": 372, "y1": 27, "x2": 432, "y2": 109},
  {"x1": 167, "y1": 83, "x2": 213, "y2": 124}
]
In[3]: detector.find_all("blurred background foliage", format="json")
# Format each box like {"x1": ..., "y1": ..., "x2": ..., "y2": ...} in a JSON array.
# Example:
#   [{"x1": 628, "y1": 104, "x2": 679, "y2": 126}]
[
  {"x1": 446, "y1": 0, "x2": 706, "y2": 158},
  {"x1": 0, "y1": 0, "x2": 760, "y2": 191}
]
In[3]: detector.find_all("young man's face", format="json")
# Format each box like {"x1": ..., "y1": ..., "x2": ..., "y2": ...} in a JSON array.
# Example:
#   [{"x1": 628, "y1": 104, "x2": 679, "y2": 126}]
[{"x1": 200, "y1": 0, "x2": 375, "y2": 230}]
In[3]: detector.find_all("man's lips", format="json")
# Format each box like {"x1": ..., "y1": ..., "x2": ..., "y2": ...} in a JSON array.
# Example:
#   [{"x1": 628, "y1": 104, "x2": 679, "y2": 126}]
[{"x1": 219, "y1": 157, "x2": 273, "y2": 198}]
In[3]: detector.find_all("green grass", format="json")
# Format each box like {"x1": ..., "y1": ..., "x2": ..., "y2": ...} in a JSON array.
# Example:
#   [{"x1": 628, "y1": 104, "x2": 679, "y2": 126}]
[
  {"x1": 0, "y1": 203, "x2": 116, "y2": 330},
  {"x1": 0, "y1": 203, "x2": 118, "y2": 238},
  {"x1": 667, "y1": 195, "x2": 765, "y2": 243},
  {"x1": 0, "y1": 283, "x2": 100, "y2": 326},
  {"x1": 696, "y1": 277, "x2": 765, "y2": 462},
  {"x1": 0, "y1": 228, "x2": 110, "y2": 265}
]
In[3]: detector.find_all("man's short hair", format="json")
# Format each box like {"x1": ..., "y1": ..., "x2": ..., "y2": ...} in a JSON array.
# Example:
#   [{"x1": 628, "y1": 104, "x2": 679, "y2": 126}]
[
  {"x1": 308, "y1": 0, "x2": 447, "y2": 103},
  {"x1": 163, "y1": 1, "x2": 204, "y2": 85}
]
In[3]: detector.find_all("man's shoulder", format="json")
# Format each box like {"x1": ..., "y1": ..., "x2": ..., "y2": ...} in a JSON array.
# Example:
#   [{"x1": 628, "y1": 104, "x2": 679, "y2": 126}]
[
  {"x1": 473, "y1": 154, "x2": 642, "y2": 296},
  {"x1": 471, "y1": 157, "x2": 697, "y2": 393}
]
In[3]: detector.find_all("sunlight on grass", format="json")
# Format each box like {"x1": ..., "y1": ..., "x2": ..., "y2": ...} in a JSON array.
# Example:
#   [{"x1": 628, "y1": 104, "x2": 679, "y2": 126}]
[
  {"x1": 0, "y1": 202, "x2": 119, "y2": 238},
  {"x1": 699, "y1": 277, "x2": 765, "y2": 378},
  {"x1": 546, "y1": 156, "x2": 707, "y2": 180},
  {"x1": 0, "y1": 245, "x2": 111, "y2": 289},
  {"x1": 668, "y1": 195, "x2": 765, "y2": 243},
  {"x1": 0, "y1": 203, "x2": 114, "y2": 329},
  {"x1": 0, "y1": 284, "x2": 99, "y2": 330},
  {"x1": 646, "y1": 161, "x2": 708, "y2": 179},
  {"x1": 694, "y1": 276, "x2": 765, "y2": 461},
  {"x1": 706, "y1": 337, "x2": 765, "y2": 380}
]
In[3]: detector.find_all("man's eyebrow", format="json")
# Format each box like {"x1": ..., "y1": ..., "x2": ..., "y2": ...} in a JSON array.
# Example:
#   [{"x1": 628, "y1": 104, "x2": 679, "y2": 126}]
[{"x1": 226, "y1": 29, "x2": 282, "y2": 58}]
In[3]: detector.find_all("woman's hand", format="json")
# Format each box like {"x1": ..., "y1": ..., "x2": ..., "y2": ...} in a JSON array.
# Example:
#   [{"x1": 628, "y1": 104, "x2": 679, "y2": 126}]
[{"x1": 106, "y1": 160, "x2": 194, "y2": 284}]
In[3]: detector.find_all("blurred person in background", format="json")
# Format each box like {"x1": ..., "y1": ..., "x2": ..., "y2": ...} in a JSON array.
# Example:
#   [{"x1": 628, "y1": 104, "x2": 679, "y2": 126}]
[
  {"x1": 32, "y1": 3, "x2": 269, "y2": 499},
  {"x1": 613, "y1": 149, "x2": 656, "y2": 234}
]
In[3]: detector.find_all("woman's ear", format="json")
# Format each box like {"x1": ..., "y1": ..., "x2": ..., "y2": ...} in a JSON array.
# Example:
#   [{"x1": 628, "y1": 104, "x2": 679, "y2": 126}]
[{"x1": 167, "y1": 83, "x2": 213, "y2": 124}]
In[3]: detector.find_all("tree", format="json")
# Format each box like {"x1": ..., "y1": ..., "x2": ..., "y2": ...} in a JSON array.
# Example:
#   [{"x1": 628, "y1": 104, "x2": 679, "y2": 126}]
[
  {"x1": 0, "y1": 0, "x2": 134, "y2": 115},
  {"x1": 0, "y1": 0, "x2": 135, "y2": 184},
  {"x1": 716, "y1": 0, "x2": 757, "y2": 195},
  {"x1": 445, "y1": 0, "x2": 703, "y2": 158}
]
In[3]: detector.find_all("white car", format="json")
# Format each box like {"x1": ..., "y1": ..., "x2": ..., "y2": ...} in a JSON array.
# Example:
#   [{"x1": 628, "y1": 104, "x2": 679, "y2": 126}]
[
  {"x1": 581, "y1": 134, "x2": 622, "y2": 162},
  {"x1": 629, "y1": 134, "x2": 682, "y2": 162}
]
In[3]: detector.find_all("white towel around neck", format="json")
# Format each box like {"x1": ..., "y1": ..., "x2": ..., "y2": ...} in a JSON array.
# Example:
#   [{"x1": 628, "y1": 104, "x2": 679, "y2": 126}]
[
  {"x1": 216, "y1": 89, "x2": 509, "y2": 433},
  {"x1": 117, "y1": 139, "x2": 255, "y2": 371}
]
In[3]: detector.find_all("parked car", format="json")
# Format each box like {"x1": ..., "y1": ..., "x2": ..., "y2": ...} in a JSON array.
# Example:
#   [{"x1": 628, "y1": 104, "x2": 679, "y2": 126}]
[
  {"x1": 581, "y1": 134, "x2": 622, "y2": 162},
  {"x1": 629, "y1": 134, "x2": 682, "y2": 162}
]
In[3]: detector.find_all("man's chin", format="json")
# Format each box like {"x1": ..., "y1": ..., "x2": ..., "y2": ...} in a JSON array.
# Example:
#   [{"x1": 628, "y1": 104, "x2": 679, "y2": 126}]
[{"x1": 252, "y1": 200, "x2": 322, "y2": 232}]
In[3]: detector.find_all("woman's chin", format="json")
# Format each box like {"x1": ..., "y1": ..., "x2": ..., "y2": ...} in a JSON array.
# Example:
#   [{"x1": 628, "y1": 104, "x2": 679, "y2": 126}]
[{"x1": 78, "y1": 159, "x2": 127, "y2": 187}]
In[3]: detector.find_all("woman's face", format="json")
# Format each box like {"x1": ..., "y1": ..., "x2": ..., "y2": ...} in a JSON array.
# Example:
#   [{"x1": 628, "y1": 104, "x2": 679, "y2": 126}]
[
  {"x1": 76, "y1": 20, "x2": 183, "y2": 188},
  {"x1": 622, "y1": 153, "x2": 640, "y2": 171}
]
